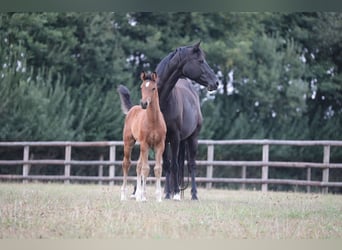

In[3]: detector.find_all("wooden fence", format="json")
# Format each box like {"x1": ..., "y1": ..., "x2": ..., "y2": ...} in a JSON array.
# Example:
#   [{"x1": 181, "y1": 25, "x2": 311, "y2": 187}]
[{"x1": 0, "y1": 140, "x2": 342, "y2": 193}]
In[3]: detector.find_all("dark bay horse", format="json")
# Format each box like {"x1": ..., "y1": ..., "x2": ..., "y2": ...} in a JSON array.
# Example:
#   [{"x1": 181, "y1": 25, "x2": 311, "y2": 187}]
[
  {"x1": 118, "y1": 72, "x2": 166, "y2": 202},
  {"x1": 155, "y1": 42, "x2": 218, "y2": 200}
]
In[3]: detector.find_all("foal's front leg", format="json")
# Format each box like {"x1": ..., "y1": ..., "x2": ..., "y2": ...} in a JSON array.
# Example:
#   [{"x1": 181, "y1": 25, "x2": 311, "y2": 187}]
[
  {"x1": 136, "y1": 143, "x2": 149, "y2": 202},
  {"x1": 135, "y1": 156, "x2": 143, "y2": 201}
]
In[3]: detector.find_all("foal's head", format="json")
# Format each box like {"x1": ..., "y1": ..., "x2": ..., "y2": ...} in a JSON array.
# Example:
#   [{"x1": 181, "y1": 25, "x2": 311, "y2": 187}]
[{"x1": 140, "y1": 71, "x2": 158, "y2": 109}]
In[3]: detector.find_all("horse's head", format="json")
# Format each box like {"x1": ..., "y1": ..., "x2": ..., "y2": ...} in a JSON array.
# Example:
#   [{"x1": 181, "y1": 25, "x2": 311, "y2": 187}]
[
  {"x1": 181, "y1": 41, "x2": 219, "y2": 91},
  {"x1": 140, "y1": 71, "x2": 158, "y2": 109}
]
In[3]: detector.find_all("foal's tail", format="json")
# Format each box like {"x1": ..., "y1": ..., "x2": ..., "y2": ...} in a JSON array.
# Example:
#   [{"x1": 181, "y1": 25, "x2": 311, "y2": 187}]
[{"x1": 117, "y1": 85, "x2": 133, "y2": 114}]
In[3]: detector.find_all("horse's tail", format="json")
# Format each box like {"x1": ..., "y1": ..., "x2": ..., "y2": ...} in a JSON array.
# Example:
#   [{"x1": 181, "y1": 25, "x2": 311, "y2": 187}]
[{"x1": 117, "y1": 85, "x2": 133, "y2": 114}]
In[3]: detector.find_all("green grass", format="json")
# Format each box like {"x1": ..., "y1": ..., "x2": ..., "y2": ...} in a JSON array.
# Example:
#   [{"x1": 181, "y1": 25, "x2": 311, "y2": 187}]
[{"x1": 0, "y1": 183, "x2": 341, "y2": 239}]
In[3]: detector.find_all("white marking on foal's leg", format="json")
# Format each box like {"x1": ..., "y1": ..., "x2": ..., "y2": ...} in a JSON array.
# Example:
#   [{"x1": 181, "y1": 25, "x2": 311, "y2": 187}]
[
  {"x1": 154, "y1": 161, "x2": 162, "y2": 202},
  {"x1": 155, "y1": 175, "x2": 162, "y2": 202},
  {"x1": 155, "y1": 189, "x2": 162, "y2": 202},
  {"x1": 140, "y1": 176, "x2": 147, "y2": 202},
  {"x1": 120, "y1": 186, "x2": 127, "y2": 201},
  {"x1": 135, "y1": 175, "x2": 142, "y2": 202}
]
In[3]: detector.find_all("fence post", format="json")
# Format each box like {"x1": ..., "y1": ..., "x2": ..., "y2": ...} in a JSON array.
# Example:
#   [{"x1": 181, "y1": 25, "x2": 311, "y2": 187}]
[
  {"x1": 206, "y1": 144, "x2": 214, "y2": 189},
  {"x1": 241, "y1": 166, "x2": 247, "y2": 190},
  {"x1": 322, "y1": 145, "x2": 330, "y2": 193},
  {"x1": 109, "y1": 145, "x2": 116, "y2": 186},
  {"x1": 306, "y1": 167, "x2": 311, "y2": 193},
  {"x1": 262, "y1": 144, "x2": 269, "y2": 192},
  {"x1": 98, "y1": 154, "x2": 104, "y2": 185},
  {"x1": 22, "y1": 146, "x2": 30, "y2": 184},
  {"x1": 64, "y1": 145, "x2": 71, "y2": 184}
]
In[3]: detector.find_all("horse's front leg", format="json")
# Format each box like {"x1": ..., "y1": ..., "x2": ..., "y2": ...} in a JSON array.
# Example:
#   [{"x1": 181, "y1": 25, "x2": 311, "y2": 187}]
[
  {"x1": 170, "y1": 138, "x2": 181, "y2": 201},
  {"x1": 163, "y1": 143, "x2": 172, "y2": 199}
]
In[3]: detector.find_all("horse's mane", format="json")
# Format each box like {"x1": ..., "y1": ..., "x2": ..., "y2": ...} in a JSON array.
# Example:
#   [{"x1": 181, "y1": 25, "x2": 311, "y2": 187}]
[
  {"x1": 156, "y1": 45, "x2": 204, "y2": 84},
  {"x1": 155, "y1": 50, "x2": 177, "y2": 80}
]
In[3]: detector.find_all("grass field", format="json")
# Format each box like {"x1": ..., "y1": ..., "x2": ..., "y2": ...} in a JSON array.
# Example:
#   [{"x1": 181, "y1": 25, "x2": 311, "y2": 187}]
[{"x1": 0, "y1": 183, "x2": 341, "y2": 239}]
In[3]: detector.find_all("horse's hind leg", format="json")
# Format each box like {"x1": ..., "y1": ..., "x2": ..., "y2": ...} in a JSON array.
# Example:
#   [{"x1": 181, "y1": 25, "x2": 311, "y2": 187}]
[{"x1": 187, "y1": 136, "x2": 199, "y2": 200}]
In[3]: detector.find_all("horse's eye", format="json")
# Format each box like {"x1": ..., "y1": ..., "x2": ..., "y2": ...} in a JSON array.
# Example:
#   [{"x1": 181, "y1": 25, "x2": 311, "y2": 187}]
[{"x1": 199, "y1": 59, "x2": 204, "y2": 63}]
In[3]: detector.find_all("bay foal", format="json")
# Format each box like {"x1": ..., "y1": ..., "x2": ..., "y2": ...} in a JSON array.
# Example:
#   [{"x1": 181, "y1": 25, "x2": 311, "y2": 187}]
[{"x1": 118, "y1": 72, "x2": 166, "y2": 202}]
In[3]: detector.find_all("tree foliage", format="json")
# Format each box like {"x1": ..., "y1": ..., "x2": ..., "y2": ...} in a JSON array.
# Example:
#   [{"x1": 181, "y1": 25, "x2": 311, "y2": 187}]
[{"x1": 1, "y1": 12, "x2": 341, "y2": 140}]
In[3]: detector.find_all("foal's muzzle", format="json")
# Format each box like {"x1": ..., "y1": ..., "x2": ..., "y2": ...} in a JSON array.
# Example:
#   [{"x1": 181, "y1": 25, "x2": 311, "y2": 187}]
[{"x1": 140, "y1": 100, "x2": 148, "y2": 109}]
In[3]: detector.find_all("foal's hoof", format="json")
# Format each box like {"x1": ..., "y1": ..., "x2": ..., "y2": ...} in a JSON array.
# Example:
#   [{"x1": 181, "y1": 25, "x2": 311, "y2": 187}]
[
  {"x1": 120, "y1": 193, "x2": 127, "y2": 201},
  {"x1": 136, "y1": 196, "x2": 147, "y2": 202}
]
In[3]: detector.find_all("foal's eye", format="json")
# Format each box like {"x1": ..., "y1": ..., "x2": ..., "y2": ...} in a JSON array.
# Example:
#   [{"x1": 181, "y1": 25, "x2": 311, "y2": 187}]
[{"x1": 152, "y1": 87, "x2": 156, "y2": 91}]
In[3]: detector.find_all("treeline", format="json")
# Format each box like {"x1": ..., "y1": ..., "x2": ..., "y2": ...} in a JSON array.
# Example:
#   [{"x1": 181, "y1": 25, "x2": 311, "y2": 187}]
[{"x1": 1, "y1": 13, "x2": 341, "y2": 190}]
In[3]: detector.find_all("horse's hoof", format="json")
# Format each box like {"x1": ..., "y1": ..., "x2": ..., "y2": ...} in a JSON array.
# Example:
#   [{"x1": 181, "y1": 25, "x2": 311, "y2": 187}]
[
  {"x1": 173, "y1": 193, "x2": 181, "y2": 201},
  {"x1": 191, "y1": 195, "x2": 198, "y2": 201},
  {"x1": 165, "y1": 194, "x2": 171, "y2": 199}
]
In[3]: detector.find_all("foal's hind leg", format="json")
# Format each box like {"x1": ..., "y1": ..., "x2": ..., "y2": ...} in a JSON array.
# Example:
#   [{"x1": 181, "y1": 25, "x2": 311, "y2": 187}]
[
  {"x1": 135, "y1": 155, "x2": 143, "y2": 201},
  {"x1": 121, "y1": 137, "x2": 135, "y2": 201},
  {"x1": 154, "y1": 142, "x2": 165, "y2": 202}
]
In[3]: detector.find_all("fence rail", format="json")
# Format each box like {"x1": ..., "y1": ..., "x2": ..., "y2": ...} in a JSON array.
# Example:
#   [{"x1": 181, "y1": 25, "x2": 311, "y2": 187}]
[{"x1": 1, "y1": 140, "x2": 342, "y2": 192}]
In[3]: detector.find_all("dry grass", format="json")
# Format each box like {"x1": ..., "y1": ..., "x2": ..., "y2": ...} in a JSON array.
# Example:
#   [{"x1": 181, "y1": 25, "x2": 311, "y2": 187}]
[{"x1": 0, "y1": 183, "x2": 341, "y2": 239}]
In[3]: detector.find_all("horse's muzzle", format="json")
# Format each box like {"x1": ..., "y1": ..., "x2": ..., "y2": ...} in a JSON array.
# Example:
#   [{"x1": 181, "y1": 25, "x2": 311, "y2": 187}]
[{"x1": 207, "y1": 81, "x2": 219, "y2": 91}]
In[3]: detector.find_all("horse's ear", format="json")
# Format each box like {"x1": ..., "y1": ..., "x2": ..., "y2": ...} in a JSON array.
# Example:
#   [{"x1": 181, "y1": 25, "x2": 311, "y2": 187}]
[
  {"x1": 151, "y1": 72, "x2": 158, "y2": 82},
  {"x1": 193, "y1": 41, "x2": 201, "y2": 52},
  {"x1": 140, "y1": 71, "x2": 146, "y2": 81}
]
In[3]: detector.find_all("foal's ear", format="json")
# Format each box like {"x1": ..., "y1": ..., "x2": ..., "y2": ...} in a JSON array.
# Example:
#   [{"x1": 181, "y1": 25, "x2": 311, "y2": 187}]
[
  {"x1": 140, "y1": 71, "x2": 146, "y2": 81},
  {"x1": 193, "y1": 41, "x2": 201, "y2": 52},
  {"x1": 151, "y1": 72, "x2": 158, "y2": 82}
]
